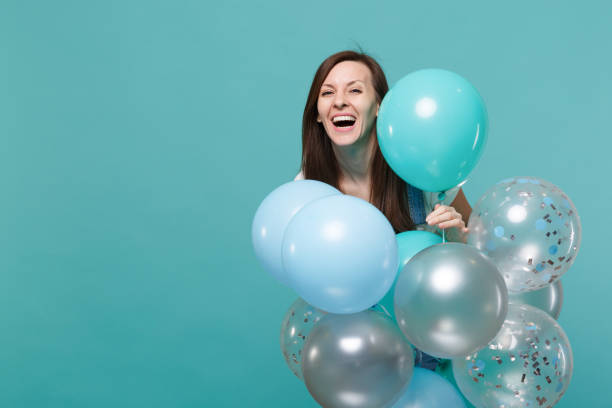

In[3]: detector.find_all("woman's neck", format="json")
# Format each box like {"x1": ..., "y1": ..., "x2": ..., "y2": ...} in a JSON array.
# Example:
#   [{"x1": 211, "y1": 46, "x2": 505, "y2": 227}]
[{"x1": 332, "y1": 134, "x2": 375, "y2": 186}]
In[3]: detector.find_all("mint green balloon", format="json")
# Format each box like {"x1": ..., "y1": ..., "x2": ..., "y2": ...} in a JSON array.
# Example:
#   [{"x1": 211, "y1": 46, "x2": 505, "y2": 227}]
[
  {"x1": 378, "y1": 231, "x2": 442, "y2": 320},
  {"x1": 377, "y1": 69, "x2": 488, "y2": 193}
]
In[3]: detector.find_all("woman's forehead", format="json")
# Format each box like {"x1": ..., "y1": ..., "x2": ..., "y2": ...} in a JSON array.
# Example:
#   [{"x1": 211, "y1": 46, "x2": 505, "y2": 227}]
[{"x1": 322, "y1": 61, "x2": 373, "y2": 87}]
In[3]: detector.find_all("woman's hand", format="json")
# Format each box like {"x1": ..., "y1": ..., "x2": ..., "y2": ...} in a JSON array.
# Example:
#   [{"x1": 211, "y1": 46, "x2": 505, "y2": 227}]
[{"x1": 425, "y1": 203, "x2": 469, "y2": 234}]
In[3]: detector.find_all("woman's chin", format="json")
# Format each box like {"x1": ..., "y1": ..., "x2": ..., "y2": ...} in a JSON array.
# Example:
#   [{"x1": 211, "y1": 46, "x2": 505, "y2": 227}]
[{"x1": 328, "y1": 131, "x2": 362, "y2": 147}]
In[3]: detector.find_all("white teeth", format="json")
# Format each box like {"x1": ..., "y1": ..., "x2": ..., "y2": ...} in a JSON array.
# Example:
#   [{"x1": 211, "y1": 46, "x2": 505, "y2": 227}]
[{"x1": 332, "y1": 115, "x2": 356, "y2": 123}]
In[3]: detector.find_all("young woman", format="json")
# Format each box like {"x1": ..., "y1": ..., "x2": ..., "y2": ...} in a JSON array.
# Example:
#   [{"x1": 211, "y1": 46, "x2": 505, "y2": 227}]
[{"x1": 295, "y1": 50, "x2": 472, "y2": 241}]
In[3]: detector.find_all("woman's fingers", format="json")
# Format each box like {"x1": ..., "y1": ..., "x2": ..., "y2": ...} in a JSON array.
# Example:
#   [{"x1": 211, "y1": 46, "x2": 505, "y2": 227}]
[
  {"x1": 426, "y1": 205, "x2": 468, "y2": 231},
  {"x1": 427, "y1": 208, "x2": 459, "y2": 225},
  {"x1": 425, "y1": 205, "x2": 451, "y2": 223},
  {"x1": 438, "y1": 219, "x2": 467, "y2": 230}
]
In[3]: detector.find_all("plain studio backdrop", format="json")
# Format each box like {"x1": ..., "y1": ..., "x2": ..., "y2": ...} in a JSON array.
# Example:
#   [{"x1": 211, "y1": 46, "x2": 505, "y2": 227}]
[{"x1": 1, "y1": 1, "x2": 610, "y2": 406}]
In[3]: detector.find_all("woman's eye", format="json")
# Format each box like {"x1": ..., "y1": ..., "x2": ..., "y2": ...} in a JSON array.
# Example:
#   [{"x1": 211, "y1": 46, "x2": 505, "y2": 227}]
[
  {"x1": 321, "y1": 90, "x2": 333, "y2": 96},
  {"x1": 350, "y1": 89, "x2": 362, "y2": 94}
]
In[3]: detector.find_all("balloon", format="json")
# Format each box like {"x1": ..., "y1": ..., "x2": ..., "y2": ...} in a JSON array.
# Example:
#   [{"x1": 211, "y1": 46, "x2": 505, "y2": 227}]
[
  {"x1": 394, "y1": 243, "x2": 508, "y2": 358},
  {"x1": 467, "y1": 177, "x2": 581, "y2": 292},
  {"x1": 392, "y1": 367, "x2": 466, "y2": 408},
  {"x1": 509, "y1": 279, "x2": 564, "y2": 319},
  {"x1": 379, "y1": 231, "x2": 443, "y2": 321},
  {"x1": 302, "y1": 310, "x2": 414, "y2": 408},
  {"x1": 279, "y1": 298, "x2": 327, "y2": 379},
  {"x1": 282, "y1": 194, "x2": 398, "y2": 313},
  {"x1": 252, "y1": 180, "x2": 340, "y2": 286},
  {"x1": 377, "y1": 69, "x2": 487, "y2": 193},
  {"x1": 452, "y1": 303, "x2": 573, "y2": 408},
  {"x1": 435, "y1": 361, "x2": 476, "y2": 408}
]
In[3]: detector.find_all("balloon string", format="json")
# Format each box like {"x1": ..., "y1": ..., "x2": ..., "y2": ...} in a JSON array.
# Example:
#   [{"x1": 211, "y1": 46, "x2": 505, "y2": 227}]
[{"x1": 437, "y1": 191, "x2": 447, "y2": 244}]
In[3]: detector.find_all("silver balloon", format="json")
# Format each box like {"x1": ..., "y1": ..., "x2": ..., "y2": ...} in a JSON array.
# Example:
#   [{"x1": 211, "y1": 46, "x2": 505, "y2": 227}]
[
  {"x1": 394, "y1": 243, "x2": 508, "y2": 359},
  {"x1": 468, "y1": 177, "x2": 581, "y2": 293},
  {"x1": 509, "y1": 279, "x2": 563, "y2": 319},
  {"x1": 452, "y1": 303, "x2": 573, "y2": 408},
  {"x1": 280, "y1": 298, "x2": 327, "y2": 379},
  {"x1": 302, "y1": 310, "x2": 414, "y2": 408}
]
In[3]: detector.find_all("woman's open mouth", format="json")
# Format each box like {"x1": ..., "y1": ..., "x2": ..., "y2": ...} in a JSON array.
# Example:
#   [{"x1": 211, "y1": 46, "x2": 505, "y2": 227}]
[{"x1": 331, "y1": 115, "x2": 356, "y2": 132}]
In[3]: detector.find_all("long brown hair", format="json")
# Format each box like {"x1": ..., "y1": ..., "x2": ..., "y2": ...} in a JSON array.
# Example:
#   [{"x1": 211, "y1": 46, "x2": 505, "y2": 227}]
[{"x1": 301, "y1": 50, "x2": 414, "y2": 232}]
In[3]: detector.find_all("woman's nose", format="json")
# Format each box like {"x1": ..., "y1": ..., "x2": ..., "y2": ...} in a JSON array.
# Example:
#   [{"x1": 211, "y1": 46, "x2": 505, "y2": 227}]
[{"x1": 333, "y1": 93, "x2": 347, "y2": 108}]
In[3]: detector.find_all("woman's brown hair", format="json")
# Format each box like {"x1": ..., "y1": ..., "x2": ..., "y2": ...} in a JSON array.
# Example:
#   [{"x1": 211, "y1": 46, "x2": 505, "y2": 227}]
[{"x1": 301, "y1": 50, "x2": 414, "y2": 232}]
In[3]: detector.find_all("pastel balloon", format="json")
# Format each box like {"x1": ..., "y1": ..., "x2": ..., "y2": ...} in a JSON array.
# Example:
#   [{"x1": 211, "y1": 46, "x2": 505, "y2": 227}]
[
  {"x1": 302, "y1": 310, "x2": 414, "y2": 408},
  {"x1": 509, "y1": 279, "x2": 563, "y2": 319},
  {"x1": 435, "y1": 361, "x2": 476, "y2": 408},
  {"x1": 452, "y1": 303, "x2": 573, "y2": 408},
  {"x1": 279, "y1": 298, "x2": 326, "y2": 379},
  {"x1": 252, "y1": 180, "x2": 340, "y2": 286},
  {"x1": 379, "y1": 231, "x2": 443, "y2": 321},
  {"x1": 392, "y1": 367, "x2": 466, "y2": 408},
  {"x1": 282, "y1": 194, "x2": 398, "y2": 314},
  {"x1": 394, "y1": 243, "x2": 508, "y2": 358},
  {"x1": 467, "y1": 177, "x2": 581, "y2": 292},
  {"x1": 377, "y1": 69, "x2": 487, "y2": 193}
]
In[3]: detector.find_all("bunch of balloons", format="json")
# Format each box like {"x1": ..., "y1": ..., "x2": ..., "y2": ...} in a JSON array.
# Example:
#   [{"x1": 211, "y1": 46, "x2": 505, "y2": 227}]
[
  {"x1": 252, "y1": 69, "x2": 581, "y2": 408},
  {"x1": 253, "y1": 177, "x2": 421, "y2": 406},
  {"x1": 252, "y1": 179, "x2": 399, "y2": 314}
]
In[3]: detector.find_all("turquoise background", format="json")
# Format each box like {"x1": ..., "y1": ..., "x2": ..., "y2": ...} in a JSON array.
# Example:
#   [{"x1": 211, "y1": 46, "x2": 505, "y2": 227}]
[{"x1": 1, "y1": 1, "x2": 609, "y2": 406}]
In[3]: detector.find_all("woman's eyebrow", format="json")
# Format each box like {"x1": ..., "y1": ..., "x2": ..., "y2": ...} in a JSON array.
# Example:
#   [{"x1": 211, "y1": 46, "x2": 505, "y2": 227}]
[{"x1": 322, "y1": 80, "x2": 365, "y2": 88}]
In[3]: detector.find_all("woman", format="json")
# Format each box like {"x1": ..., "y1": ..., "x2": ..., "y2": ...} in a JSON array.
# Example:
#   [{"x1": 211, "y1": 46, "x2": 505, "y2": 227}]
[
  {"x1": 295, "y1": 50, "x2": 472, "y2": 240},
  {"x1": 294, "y1": 51, "x2": 474, "y2": 371}
]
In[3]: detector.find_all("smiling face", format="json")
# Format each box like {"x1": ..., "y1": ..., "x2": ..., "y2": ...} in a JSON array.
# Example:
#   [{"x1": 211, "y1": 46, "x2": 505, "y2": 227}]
[{"x1": 317, "y1": 61, "x2": 380, "y2": 147}]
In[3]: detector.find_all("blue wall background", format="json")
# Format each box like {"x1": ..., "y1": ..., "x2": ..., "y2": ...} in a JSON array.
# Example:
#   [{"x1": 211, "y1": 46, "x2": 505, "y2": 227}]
[{"x1": 1, "y1": 1, "x2": 610, "y2": 406}]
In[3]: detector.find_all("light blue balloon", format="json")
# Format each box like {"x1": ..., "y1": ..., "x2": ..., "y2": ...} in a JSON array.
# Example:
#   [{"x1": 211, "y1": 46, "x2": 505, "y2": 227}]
[
  {"x1": 282, "y1": 195, "x2": 398, "y2": 314},
  {"x1": 379, "y1": 231, "x2": 442, "y2": 320},
  {"x1": 251, "y1": 180, "x2": 340, "y2": 286},
  {"x1": 377, "y1": 69, "x2": 488, "y2": 192},
  {"x1": 392, "y1": 367, "x2": 466, "y2": 408}
]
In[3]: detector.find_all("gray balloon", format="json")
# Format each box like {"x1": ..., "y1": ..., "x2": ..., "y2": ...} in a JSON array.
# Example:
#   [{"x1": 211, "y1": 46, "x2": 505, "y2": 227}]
[
  {"x1": 302, "y1": 310, "x2": 414, "y2": 408},
  {"x1": 467, "y1": 177, "x2": 581, "y2": 293},
  {"x1": 509, "y1": 279, "x2": 563, "y2": 319},
  {"x1": 394, "y1": 243, "x2": 508, "y2": 359}
]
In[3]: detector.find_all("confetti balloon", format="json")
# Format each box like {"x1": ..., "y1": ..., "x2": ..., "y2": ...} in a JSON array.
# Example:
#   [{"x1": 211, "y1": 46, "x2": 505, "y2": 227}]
[
  {"x1": 377, "y1": 69, "x2": 488, "y2": 193},
  {"x1": 252, "y1": 180, "x2": 340, "y2": 286},
  {"x1": 394, "y1": 243, "x2": 508, "y2": 359},
  {"x1": 509, "y1": 279, "x2": 564, "y2": 320},
  {"x1": 302, "y1": 310, "x2": 414, "y2": 408},
  {"x1": 279, "y1": 298, "x2": 327, "y2": 379},
  {"x1": 452, "y1": 303, "x2": 573, "y2": 408},
  {"x1": 467, "y1": 177, "x2": 581, "y2": 293}
]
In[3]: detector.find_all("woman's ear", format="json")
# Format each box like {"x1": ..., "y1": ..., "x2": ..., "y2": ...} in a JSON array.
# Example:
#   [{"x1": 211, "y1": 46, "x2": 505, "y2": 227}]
[{"x1": 317, "y1": 115, "x2": 322, "y2": 123}]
